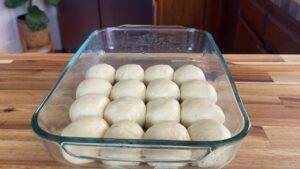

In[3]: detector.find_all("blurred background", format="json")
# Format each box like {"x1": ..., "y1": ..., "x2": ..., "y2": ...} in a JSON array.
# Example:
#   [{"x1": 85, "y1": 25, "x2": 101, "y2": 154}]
[{"x1": 0, "y1": 0, "x2": 299, "y2": 54}]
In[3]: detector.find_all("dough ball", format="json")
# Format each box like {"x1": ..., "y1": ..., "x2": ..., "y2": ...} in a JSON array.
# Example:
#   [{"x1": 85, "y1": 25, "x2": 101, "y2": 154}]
[
  {"x1": 61, "y1": 117, "x2": 109, "y2": 164},
  {"x1": 144, "y1": 122, "x2": 190, "y2": 140},
  {"x1": 110, "y1": 80, "x2": 146, "y2": 101},
  {"x1": 104, "y1": 97, "x2": 146, "y2": 126},
  {"x1": 174, "y1": 65, "x2": 206, "y2": 85},
  {"x1": 76, "y1": 79, "x2": 112, "y2": 98},
  {"x1": 85, "y1": 64, "x2": 115, "y2": 83},
  {"x1": 115, "y1": 64, "x2": 144, "y2": 81},
  {"x1": 102, "y1": 120, "x2": 144, "y2": 166},
  {"x1": 180, "y1": 80, "x2": 217, "y2": 103},
  {"x1": 143, "y1": 122, "x2": 191, "y2": 168},
  {"x1": 144, "y1": 65, "x2": 174, "y2": 83},
  {"x1": 146, "y1": 79, "x2": 180, "y2": 101},
  {"x1": 146, "y1": 98, "x2": 180, "y2": 128},
  {"x1": 69, "y1": 94, "x2": 110, "y2": 121},
  {"x1": 188, "y1": 119, "x2": 231, "y2": 141},
  {"x1": 194, "y1": 145, "x2": 236, "y2": 168},
  {"x1": 104, "y1": 120, "x2": 144, "y2": 139},
  {"x1": 188, "y1": 119, "x2": 232, "y2": 168},
  {"x1": 181, "y1": 99, "x2": 225, "y2": 127}
]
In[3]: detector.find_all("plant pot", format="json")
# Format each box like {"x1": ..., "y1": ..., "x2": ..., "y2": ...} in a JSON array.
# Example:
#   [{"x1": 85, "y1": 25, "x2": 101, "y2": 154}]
[{"x1": 17, "y1": 14, "x2": 53, "y2": 52}]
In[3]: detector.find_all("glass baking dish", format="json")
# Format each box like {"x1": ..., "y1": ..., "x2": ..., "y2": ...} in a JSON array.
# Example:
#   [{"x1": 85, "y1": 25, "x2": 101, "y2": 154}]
[{"x1": 31, "y1": 25, "x2": 250, "y2": 169}]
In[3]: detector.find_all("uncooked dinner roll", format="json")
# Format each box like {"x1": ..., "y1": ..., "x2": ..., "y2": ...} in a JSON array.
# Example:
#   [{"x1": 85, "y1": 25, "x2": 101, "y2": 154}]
[
  {"x1": 143, "y1": 122, "x2": 191, "y2": 168},
  {"x1": 188, "y1": 119, "x2": 232, "y2": 168},
  {"x1": 143, "y1": 122, "x2": 190, "y2": 140},
  {"x1": 180, "y1": 80, "x2": 217, "y2": 103},
  {"x1": 102, "y1": 120, "x2": 144, "y2": 166},
  {"x1": 85, "y1": 64, "x2": 115, "y2": 83},
  {"x1": 69, "y1": 94, "x2": 110, "y2": 121},
  {"x1": 61, "y1": 117, "x2": 109, "y2": 164},
  {"x1": 181, "y1": 99, "x2": 225, "y2": 127},
  {"x1": 76, "y1": 78, "x2": 112, "y2": 98},
  {"x1": 188, "y1": 119, "x2": 230, "y2": 141},
  {"x1": 115, "y1": 64, "x2": 144, "y2": 81},
  {"x1": 174, "y1": 65, "x2": 206, "y2": 85},
  {"x1": 104, "y1": 97, "x2": 146, "y2": 126},
  {"x1": 144, "y1": 65, "x2": 174, "y2": 83},
  {"x1": 104, "y1": 120, "x2": 144, "y2": 139},
  {"x1": 146, "y1": 98, "x2": 180, "y2": 128},
  {"x1": 196, "y1": 144, "x2": 236, "y2": 168},
  {"x1": 146, "y1": 79, "x2": 180, "y2": 101},
  {"x1": 110, "y1": 80, "x2": 146, "y2": 100}
]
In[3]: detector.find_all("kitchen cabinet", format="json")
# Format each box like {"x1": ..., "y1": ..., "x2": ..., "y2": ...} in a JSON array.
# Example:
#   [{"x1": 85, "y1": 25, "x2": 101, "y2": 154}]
[
  {"x1": 154, "y1": 0, "x2": 239, "y2": 53},
  {"x1": 58, "y1": 0, "x2": 238, "y2": 53},
  {"x1": 235, "y1": 17, "x2": 267, "y2": 53},
  {"x1": 154, "y1": 0, "x2": 206, "y2": 28},
  {"x1": 235, "y1": 0, "x2": 300, "y2": 54},
  {"x1": 58, "y1": 0, "x2": 101, "y2": 52},
  {"x1": 99, "y1": 0, "x2": 153, "y2": 27},
  {"x1": 58, "y1": 0, "x2": 153, "y2": 52}
]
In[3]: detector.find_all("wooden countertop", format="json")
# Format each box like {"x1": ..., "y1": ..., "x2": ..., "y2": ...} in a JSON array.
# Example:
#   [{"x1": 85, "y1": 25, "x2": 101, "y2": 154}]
[{"x1": 0, "y1": 53, "x2": 300, "y2": 169}]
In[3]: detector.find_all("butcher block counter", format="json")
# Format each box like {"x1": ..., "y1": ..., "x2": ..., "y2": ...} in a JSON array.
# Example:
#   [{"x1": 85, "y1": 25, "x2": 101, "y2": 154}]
[{"x1": 0, "y1": 53, "x2": 300, "y2": 169}]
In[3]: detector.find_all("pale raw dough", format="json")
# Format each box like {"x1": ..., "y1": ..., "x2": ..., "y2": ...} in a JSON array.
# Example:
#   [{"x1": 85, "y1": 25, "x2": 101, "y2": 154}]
[
  {"x1": 85, "y1": 64, "x2": 115, "y2": 83},
  {"x1": 104, "y1": 97, "x2": 146, "y2": 126},
  {"x1": 102, "y1": 120, "x2": 144, "y2": 166},
  {"x1": 188, "y1": 119, "x2": 231, "y2": 141},
  {"x1": 181, "y1": 99, "x2": 225, "y2": 127},
  {"x1": 180, "y1": 80, "x2": 217, "y2": 103},
  {"x1": 146, "y1": 98, "x2": 180, "y2": 128},
  {"x1": 196, "y1": 144, "x2": 236, "y2": 168},
  {"x1": 143, "y1": 122, "x2": 190, "y2": 140},
  {"x1": 188, "y1": 119, "x2": 232, "y2": 168},
  {"x1": 144, "y1": 65, "x2": 174, "y2": 83},
  {"x1": 69, "y1": 94, "x2": 110, "y2": 121},
  {"x1": 174, "y1": 65, "x2": 206, "y2": 85},
  {"x1": 104, "y1": 120, "x2": 144, "y2": 139},
  {"x1": 76, "y1": 78, "x2": 112, "y2": 98},
  {"x1": 61, "y1": 117, "x2": 109, "y2": 164},
  {"x1": 115, "y1": 64, "x2": 144, "y2": 81},
  {"x1": 143, "y1": 122, "x2": 191, "y2": 168},
  {"x1": 146, "y1": 79, "x2": 180, "y2": 101},
  {"x1": 110, "y1": 80, "x2": 146, "y2": 101}
]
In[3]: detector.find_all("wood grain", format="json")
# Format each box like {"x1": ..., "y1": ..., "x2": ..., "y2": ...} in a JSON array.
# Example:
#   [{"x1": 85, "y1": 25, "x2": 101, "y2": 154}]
[
  {"x1": 240, "y1": 0, "x2": 266, "y2": 38},
  {"x1": 236, "y1": 0, "x2": 300, "y2": 54},
  {"x1": 0, "y1": 53, "x2": 300, "y2": 169},
  {"x1": 234, "y1": 17, "x2": 266, "y2": 54},
  {"x1": 155, "y1": 0, "x2": 206, "y2": 28},
  {"x1": 99, "y1": 0, "x2": 153, "y2": 27}
]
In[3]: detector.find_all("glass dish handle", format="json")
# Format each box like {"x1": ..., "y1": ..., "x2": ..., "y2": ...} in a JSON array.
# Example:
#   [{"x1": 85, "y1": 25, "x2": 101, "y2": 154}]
[
  {"x1": 61, "y1": 142, "x2": 212, "y2": 165},
  {"x1": 117, "y1": 24, "x2": 187, "y2": 29}
]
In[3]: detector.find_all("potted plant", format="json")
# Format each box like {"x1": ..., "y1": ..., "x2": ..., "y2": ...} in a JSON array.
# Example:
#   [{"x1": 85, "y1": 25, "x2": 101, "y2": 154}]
[{"x1": 4, "y1": 0, "x2": 60, "y2": 52}]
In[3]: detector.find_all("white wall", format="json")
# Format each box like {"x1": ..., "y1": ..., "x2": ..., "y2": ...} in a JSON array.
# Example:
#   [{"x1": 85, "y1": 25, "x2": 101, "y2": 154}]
[{"x1": 0, "y1": 0, "x2": 62, "y2": 52}]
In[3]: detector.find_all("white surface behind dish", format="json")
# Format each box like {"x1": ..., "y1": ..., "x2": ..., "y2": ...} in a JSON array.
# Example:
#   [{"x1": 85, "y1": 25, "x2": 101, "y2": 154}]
[{"x1": 0, "y1": 0, "x2": 62, "y2": 52}]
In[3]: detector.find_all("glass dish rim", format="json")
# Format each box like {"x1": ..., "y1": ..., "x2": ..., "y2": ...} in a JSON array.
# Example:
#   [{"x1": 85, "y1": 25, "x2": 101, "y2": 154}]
[{"x1": 31, "y1": 26, "x2": 251, "y2": 148}]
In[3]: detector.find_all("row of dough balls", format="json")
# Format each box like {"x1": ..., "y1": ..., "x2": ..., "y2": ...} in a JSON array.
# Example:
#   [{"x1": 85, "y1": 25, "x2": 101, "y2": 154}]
[
  {"x1": 85, "y1": 63, "x2": 206, "y2": 85},
  {"x1": 76, "y1": 78, "x2": 217, "y2": 103},
  {"x1": 70, "y1": 95, "x2": 225, "y2": 128},
  {"x1": 62, "y1": 63, "x2": 229, "y2": 166},
  {"x1": 62, "y1": 118, "x2": 231, "y2": 168}
]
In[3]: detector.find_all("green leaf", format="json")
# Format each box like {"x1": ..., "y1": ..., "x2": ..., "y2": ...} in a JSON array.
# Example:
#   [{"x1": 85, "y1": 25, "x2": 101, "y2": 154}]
[
  {"x1": 4, "y1": 0, "x2": 27, "y2": 8},
  {"x1": 45, "y1": 0, "x2": 60, "y2": 6},
  {"x1": 25, "y1": 5, "x2": 49, "y2": 31}
]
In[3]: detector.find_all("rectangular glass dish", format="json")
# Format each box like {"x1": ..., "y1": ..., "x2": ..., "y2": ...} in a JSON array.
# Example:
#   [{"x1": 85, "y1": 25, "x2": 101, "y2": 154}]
[{"x1": 31, "y1": 25, "x2": 250, "y2": 169}]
